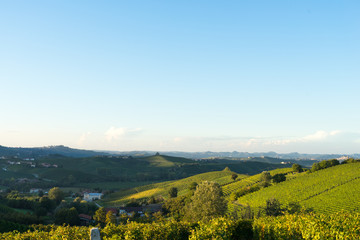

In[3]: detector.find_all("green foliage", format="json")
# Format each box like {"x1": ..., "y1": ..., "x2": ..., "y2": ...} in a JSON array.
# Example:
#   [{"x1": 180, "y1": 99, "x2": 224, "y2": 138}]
[
  {"x1": 101, "y1": 220, "x2": 192, "y2": 240},
  {"x1": 311, "y1": 159, "x2": 339, "y2": 172},
  {"x1": 54, "y1": 207, "x2": 80, "y2": 226},
  {"x1": 105, "y1": 211, "x2": 116, "y2": 225},
  {"x1": 185, "y1": 181, "x2": 227, "y2": 222},
  {"x1": 163, "y1": 195, "x2": 190, "y2": 220},
  {"x1": 260, "y1": 171, "x2": 271, "y2": 184},
  {"x1": 0, "y1": 219, "x2": 30, "y2": 233},
  {"x1": 286, "y1": 202, "x2": 302, "y2": 214},
  {"x1": 93, "y1": 207, "x2": 107, "y2": 226},
  {"x1": 48, "y1": 187, "x2": 65, "y2": 204},
  {"x1": 272, "y1": 173, "x2": 286, "y2": 183},
  {"x1": 265, "y1": 198, "x2": 283, "y2": 216},
  {"x1": 292, "y1": 163, "x2": 303, "y2": 173},
  {"x1": 39, "y1": 196, "x2": 55, "y2": 211},
  {"x1": 231, "y1": 173, "x2": 238, "y2": 181},
  {"x1": 0, "y1": 225, "x2": 89, "y2": 240},
  {"x1": 190, "y1": 217, "x2": 253, "y2": 240},
  {"x1": 2, "y1": 213, "x2": 360, "y2": 239},
  {"x1": 253, "y1": 212, "x2": 360, "y2": 240},
  {"x1": 168, "y1": 187, "x2": 178, "y2": 198},
  {"x1": 189, "y1": 182, "x2": 198, "y2": 191}
]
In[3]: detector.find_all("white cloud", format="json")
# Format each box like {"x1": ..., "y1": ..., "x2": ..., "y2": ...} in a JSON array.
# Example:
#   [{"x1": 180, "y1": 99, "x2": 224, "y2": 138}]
[
  {"x1": 78, "y1": 132, "x2": 92, "y2": 145},
  {"x1": 105, "y1": 127, "x2": 142, "y2": 141}
]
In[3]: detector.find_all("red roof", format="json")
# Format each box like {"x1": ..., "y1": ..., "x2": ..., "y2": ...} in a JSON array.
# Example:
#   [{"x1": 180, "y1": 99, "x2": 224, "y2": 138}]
[{"x1": 79, "y1": 214, "x2": 92, "y2": 220}]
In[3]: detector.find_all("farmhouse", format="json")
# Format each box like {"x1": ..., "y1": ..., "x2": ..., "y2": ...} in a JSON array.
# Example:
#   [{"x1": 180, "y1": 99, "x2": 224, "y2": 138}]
[
  {"x1": 83, "y1": 192, "x2": 103, "y2": 201},
  {"x1": 118, "y1": 204, "x2": 162, "y2": 217},
  {"x1": 79, "y1": 214, "x2": 93, "y2": 226},
  {"x1": 30, "y1": 188, "x2": 43, "y2": 194}
]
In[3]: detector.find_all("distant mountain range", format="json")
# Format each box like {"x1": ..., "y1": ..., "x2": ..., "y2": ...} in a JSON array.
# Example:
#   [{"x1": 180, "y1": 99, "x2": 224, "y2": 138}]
[
  {"x1": 110, "y1": 150, "x2": 359, "y2": 161},
  {"x1": 0, "y1": 145, "x2": 358, "y2": 160}
]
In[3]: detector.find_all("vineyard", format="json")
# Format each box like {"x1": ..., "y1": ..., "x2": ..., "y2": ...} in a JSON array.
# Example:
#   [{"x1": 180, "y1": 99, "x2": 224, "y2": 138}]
[
  {"x1": 102, "y1": 169, "x2": 243, "y2": 206},
  {"x1": 1, "y1": 213, "x2": 360, "y2": 239},
  {"x1": 236, "y1": 163, "x2": 360, "y2": 214},
  {"x1": 222, "y1": 168, "x2": 293, "y2": 197}
]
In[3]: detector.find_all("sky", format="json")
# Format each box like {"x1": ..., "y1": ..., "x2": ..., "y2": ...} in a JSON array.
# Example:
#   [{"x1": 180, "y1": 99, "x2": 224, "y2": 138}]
[{"x1": 1, "y1": 1, "x2": 360, "y2": 154}]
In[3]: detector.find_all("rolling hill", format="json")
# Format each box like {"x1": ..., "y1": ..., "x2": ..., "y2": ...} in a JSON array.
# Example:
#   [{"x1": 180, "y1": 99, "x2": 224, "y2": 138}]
[
  {"x1": 0, "y1": 154, "x2": 290, "y2": 191},
  {"x1": 101, "y1": 169, "x2": 247, "y2": 206}
]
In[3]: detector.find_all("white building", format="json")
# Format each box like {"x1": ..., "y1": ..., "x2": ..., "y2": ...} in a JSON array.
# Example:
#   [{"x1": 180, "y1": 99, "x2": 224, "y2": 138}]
[{"x1": 83, "y1": 193, "x2": 103, "y2": 201}]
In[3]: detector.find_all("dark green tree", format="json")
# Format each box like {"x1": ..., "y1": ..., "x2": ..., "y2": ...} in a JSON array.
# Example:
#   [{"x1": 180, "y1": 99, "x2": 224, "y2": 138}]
[
  {"x1": 189, "y1": 182, "x2": 198, "y2": 191},
  {"x1": 260, "y1": 171, "x2": 272, "y2": 187},
  {"x1": 231, "y1": 173, "x2": 238, "y2": 181},
  {"x1": 168, "y1": 187, "x2": 178, "y2": 198},
  {"x1": 292, "y1": 163, "x2": 303, "y2": 173},
  {"x1": 287, "y1": 202, "x2": 301, "y2": 214},
  {"x1": 265, "y1": 198, "x2": 283, "y2": 216},
  {"x1": 311, "y1": 163, "x2": 321, "y2": 172},
  {"x1": 54, "y1": 207, "x2": 80, "y2": 226},
  {"x1": 39, "y1": 196, "x2": 55, "y2": 211},
  {"x1": 272, "y1": 173, "x2": 286, "y2": 183}
]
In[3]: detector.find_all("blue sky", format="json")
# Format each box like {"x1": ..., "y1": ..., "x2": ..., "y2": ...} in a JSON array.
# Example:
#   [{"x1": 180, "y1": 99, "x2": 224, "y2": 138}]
[{"x1": 1, "y1": 1, "x2": 359, "y2": 153}]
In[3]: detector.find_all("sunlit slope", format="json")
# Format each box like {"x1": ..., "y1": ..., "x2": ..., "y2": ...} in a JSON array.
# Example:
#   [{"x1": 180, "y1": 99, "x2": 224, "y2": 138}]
[
  {"x1": 236, "y1": 163, "x2": 360, "y2": 214},
  {"x1": 223, "y1": 168, "x2": 293, "y2": 197},
  {"x1": 102, "y1": 169, "x2": 247, "y2": 206}
]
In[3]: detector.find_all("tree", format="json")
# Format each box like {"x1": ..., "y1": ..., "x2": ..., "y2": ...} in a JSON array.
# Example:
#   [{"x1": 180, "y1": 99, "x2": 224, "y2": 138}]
[
  {"x1": 39, "y1": 196, "x2": 55, "y2": 211},
  {"x1": 189, "y1": 182, "x2": 198, "y2": 191},
  {"x1": 54, "y1": 207, "x2": 80, "y2": 226},
  {"x1": 311, "y1": 163, "x2": 321, "y2": 172},
  {"x1": 93, "y1": 207, "x2": 107, "y2": 226},
  {"x1": 48, "y1": 187, "x2": 64, "y2": 204},
  {"x1": 292, "y1": 163, "x2": 303, "y2": 173},
  {"x1": 105, "y1": 211, "x2": 116, "y2": 225},
  {"x1": 272, "y1": 173, "x2": 286, "y2": 183},
  {"x1": 260, "y1": 171, "x2": 272, "y2": 187},
  {"x1": 231, "y1": 173, "x2": 238, "y2": 181},
  {"x1": 265, "y1": 198, "x2": 283, "y2": 216},
  {"x1": 163, "y1": 195, "x2": 191, "y2": 221},
  {"x1": 168, "y1": 187, "x2": 178, "y2": 198},
  {"x1": 287, "y1": 202, "x2": 301, "y2": 214},
  {"x1": 185, "y1": 181, "x2": 227, "y2": 222}
]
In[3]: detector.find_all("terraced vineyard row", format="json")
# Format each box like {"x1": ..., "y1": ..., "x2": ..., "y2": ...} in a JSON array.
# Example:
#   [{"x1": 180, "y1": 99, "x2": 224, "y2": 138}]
[
  {"x1": 222, "y1": 168, "x2": 293, "y2": 197},
  {"x1": 236, "y1": 163, "x2": 360, "y2": 214},
  {"x1": 302, "y1": 177, "x2": 360, "y2": 214}
]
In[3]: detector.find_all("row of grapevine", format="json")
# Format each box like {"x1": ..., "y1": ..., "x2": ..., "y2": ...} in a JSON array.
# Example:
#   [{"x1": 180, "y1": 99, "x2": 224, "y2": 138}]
[
  {"x1": 222, "y1": 168, "x2": 293, "y2": 197},
  {"x1": 0, "y1": 218, "x2": 252, "y2": 240},
  {"x1": 236, "y1": 163, "x2": 360, "y2": 213},
  {"x1": 2, "y1": 213, "x2": 360, "y2": 239},
  {"x1": 253, "y1": 212, "x2": 360, "y2": 239}
]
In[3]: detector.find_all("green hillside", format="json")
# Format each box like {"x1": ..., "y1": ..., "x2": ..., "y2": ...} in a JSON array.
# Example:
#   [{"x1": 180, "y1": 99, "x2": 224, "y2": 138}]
[
  {"x1": 101, "y1": 169, "x2": 246, "y2": 206},
  {"x1": 222, "y1": 168, "x2": 293, "y2": 197},
  {"x1": 1, "y1": 154, "x2": 289, "y2": 192},
  {"x1": 235, "y1": 162, "x2": 360, "y2": 214}
]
